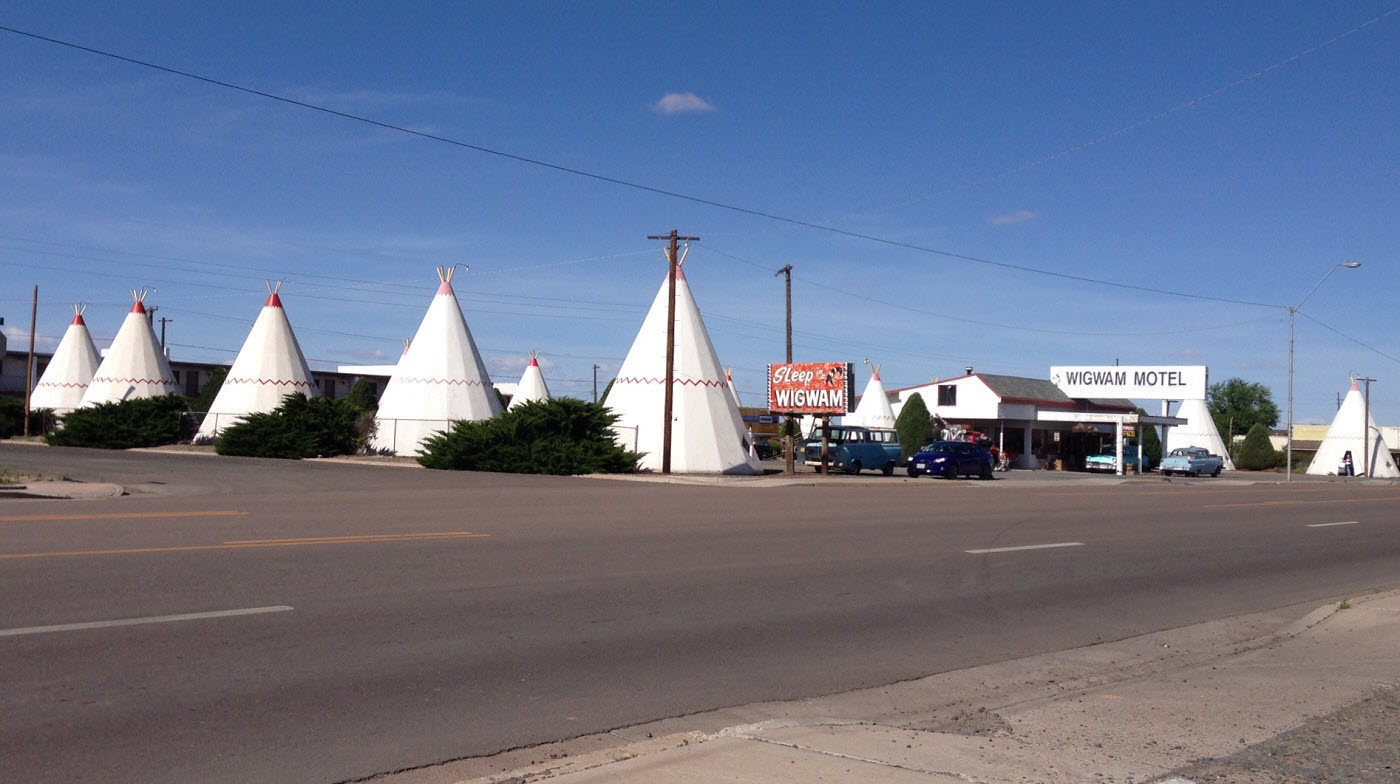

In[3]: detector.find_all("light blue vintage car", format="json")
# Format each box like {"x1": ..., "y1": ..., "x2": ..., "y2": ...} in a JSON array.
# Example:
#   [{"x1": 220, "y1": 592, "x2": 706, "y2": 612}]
[
  {"x1": 802, "y1": 425, "x2": 901, "y2": 475},
  {"x1": 1160, "y1": 446, "x2": 1224, "y2": 477},
  {"x1": 1085, "y1": 446, "x2": 1148, "y2": 473}
]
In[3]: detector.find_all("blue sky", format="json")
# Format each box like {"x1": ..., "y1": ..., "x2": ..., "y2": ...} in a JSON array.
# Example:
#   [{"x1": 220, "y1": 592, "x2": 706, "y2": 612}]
[{"x1": 1, "y1": 1, "x2": 1397, "y2": 423}]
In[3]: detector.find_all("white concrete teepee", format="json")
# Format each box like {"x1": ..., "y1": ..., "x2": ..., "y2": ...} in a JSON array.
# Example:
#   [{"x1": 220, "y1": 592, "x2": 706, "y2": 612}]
[
  {"x1": 80, "y1": 290, "x2": 179, "y2": 407},
  {"x1": 1163, "y1": 397, "x2": 1235, "y2": 471},
  {"x1": 507, "y1": 353, "x2": 551, "y2": 411},
  {"x1": 195, "y1": 283, "x2": 316, "y2": 440},
  {"x1": 371, "y1": 266, "x2": 500, "y2": 455},
  {"x1": 30, "y1": 305, "x2": 100, "y2": 414},
  {"x1": 1307, "y1": 381, "x2": 1399, "y2": 478},
  {"x1": 606, "y1": 257, "x2": 760, "y2": 474},
  {"x1": 725, "y1": 368, "x2": 741, "y2": 407},
  {"x1": 848, "y1": 361, "x2": 896, "y2": 429}
]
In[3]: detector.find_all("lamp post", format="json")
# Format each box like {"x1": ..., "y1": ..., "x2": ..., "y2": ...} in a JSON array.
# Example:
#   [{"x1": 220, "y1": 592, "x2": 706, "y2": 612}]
[{"x1": 1287, "y1": 260, "x2": 1361, "y2": 481}]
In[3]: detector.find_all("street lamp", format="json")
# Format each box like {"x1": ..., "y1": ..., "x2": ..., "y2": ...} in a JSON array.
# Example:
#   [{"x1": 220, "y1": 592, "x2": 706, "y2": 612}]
[{"x1": 1287, "y1": 260, "x2": 1361, "y2": 481}]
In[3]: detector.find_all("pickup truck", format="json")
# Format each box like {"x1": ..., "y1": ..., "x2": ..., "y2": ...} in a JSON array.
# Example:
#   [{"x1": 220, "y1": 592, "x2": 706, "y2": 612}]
[
  {"x1": 1160, "y1": 446, "x2": 1224, "y2": 477},
  {"x1": 803, "y1": 425, "x2": 901, "y2": 475}
]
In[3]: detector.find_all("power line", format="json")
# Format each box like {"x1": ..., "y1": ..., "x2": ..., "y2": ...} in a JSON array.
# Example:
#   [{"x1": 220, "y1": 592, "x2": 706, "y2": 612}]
[
  {"x1": 0, "y1": 23, "x2": 1280, "y2": 309},
  {"x1": 1298, "y1": 311, "x2": 1400, "y2": 365},
  {"x1": 853, "y1": 4, "x2": 1400, "y2": 218},
  {"x1": 696, "y1": 241, "x2": 1280, "y2": 337}
]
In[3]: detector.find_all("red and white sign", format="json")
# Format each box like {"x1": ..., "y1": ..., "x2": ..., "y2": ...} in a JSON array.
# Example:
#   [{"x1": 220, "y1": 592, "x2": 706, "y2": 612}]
[{"x1": 767, "y1": 362, "x2": 854, "y2": 415}]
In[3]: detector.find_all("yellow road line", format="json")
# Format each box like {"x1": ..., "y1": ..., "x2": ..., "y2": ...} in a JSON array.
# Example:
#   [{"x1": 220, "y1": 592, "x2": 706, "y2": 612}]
[
  {"x1": 0, "y1": 510, "x2": 248, "y2": 523},
  {"x1": 1204, "y1": 495, "x2": 1400, "y2": 509},
  {"x1": 0, "y1": 532, "x2": 489, "y2": 560},
  {"x1": 224, "y1": 532, "x2": 478, "y2": 545}
]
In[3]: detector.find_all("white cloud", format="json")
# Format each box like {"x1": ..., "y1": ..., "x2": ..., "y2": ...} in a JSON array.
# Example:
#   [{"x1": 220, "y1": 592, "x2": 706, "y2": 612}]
[
  {"x1": 2, "y1": 326, "x2": 60, "y2": 353},
  {"x1": 651, "y1": 92, "x2": 717, "y2": 115},
  {"x1": 987, "y1": 210, "x2": 1036, "y2": 226},
  {"x1": 1173, "y1": 348, "x2": 1202, "y2": 358}
]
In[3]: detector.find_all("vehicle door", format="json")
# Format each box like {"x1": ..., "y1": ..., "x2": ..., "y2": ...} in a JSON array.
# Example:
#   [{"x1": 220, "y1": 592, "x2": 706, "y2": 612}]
[{"x1": 953, "y1": 442, "x2": 973, "y2": 474}]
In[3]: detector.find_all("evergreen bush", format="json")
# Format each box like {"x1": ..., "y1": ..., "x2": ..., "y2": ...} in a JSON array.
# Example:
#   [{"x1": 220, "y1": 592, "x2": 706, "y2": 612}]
[
  {"x1": 895, "y1": 392, "x2": 935, "y2": 459},
  {"x1": 215, "y1": 393, "x2": 360, "y2": 459},
  {"x1": 46, "y1": 395, "x2": 186, "y2": 449},
  {"x1": 188, "y1": 367, "x2": 226, "y2": 420},
  {"x1": 417, "y1": 398, "x2": 640, "y2": 475},
  {"x1": 1235, "y1": 422, "x2": 1281, "y2": 470},
  {"x1": 0, "y1": 396, "x2": 25, "y2": 438}
]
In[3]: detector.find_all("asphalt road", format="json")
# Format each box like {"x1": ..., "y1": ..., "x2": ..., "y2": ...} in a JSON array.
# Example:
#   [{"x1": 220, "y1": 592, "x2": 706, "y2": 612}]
[{"x1": 3, "y1": 444, "x2": 1399, "y2": 783}]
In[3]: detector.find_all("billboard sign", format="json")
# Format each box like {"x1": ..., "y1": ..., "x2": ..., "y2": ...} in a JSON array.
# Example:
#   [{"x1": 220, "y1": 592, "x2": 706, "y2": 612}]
[
  {"x1": 1049, "y1": 365, "x2": 1207, "y2": 400},
  {"x1": 767, "y1": 362, "x2": 854, "y2": 415}
]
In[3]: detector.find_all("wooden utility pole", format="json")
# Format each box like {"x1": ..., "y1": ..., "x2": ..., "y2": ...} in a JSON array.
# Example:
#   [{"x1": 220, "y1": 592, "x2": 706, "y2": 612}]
[
  {"x1": 646, "y1": 229, "x2": 699, "y2": 474},
  {"x1": 158, "y1": 316, "x2": 172, "y2": 350},
  {"x1": 592, "y1": 364, "x2": 600, "y2": 403},
  {"x1": 775, "y1": 264, "x2": 795, "y2": 474},
  {"x1": 22, "y1": 285, "x2": 37, "y2": 437}
]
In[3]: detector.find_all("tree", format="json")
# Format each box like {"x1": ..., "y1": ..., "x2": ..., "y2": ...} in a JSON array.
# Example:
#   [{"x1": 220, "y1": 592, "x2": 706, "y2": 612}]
[
  {"x1": 1134, "y1": 407, "x2": 1162, "y2": 466},
  {"x1": 1207, "y1": 378, "x2": 1279, "y2": 442},
  {"x1": 1235, "y1": 422, "x2": 1281, "y2": 470},
  {"x1": 345, "y1": 378, "x2": 379, "y2": 413},
  {"x1": 895, "y1": 392, "x2": 934, "y2": 459},
  {"x1": 189, "y1": 367, "x2": 226, "y2": 418}
]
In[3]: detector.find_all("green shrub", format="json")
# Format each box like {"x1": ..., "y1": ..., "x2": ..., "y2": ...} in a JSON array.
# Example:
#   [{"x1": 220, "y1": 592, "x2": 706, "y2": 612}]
[
  {"x1": 46, "y1": 395, "x2": 186, "y2": 449},
  {"x1": 895, "y1": 392, "x2": 934, "y2": 459},
  {"x1": 0, "y1": 396, "x2": 25, "y2": 438},
  {"x1": 215, "y1": 393, "x2": 360, "y2": 459},
  {"x1": 418, "y1": 398, "x2": 640, "y2": 475},
  {"x1": 1235, "y1": 422, "x2": 1281, "y2": 470},
  {"x1": 188, "y1": 367, "x2": 226, "y2": 421}
]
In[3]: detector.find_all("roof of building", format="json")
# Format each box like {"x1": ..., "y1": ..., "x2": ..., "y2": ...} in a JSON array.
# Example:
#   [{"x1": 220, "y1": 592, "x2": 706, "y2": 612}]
[{"x1": 887, "y1": 372, "x2": 1137, "y2": 411}]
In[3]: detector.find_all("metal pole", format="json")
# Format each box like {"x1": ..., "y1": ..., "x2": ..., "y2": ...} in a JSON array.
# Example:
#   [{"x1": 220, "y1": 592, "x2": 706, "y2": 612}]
[
  {"x1": 1359, "y1": 376, "x2": 1377, "y2": 476},
  {"x1": 1286, "y1": 307, "x2": 1295, "y2": 481},
  {"x1": 592, "y1": 364, "x2": 599, "y2": 403},
  {"x1": 776, "y1": 264, "x2": 794, "y2": 475},
  {"x1": 23, "y1": 285, "x2": 37, "y2": 437}
]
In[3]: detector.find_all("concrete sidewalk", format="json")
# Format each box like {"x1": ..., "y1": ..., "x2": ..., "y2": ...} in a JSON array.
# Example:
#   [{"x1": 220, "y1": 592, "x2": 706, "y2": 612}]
[{"x1": 397, "y1": 590, "x2": 1400, "y2": 784}]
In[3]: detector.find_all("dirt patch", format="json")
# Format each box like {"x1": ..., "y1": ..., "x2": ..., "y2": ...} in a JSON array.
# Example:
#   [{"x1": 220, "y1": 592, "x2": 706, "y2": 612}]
[{"x1": 1164, "y1": 686, "x2": 1400, "y2": 783}]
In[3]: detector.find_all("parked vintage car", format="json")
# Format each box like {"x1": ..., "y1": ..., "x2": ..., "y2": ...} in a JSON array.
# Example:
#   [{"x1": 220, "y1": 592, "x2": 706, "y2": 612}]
[
  {"x1": 1160, "y1": 446, "x2": 1224, "y2": 477},
  {"x1": 802, "y1": 425, "x2": 901, "y2": 475},
  {"x1": 749, "y1": 434, "x2": 778, "y2": 460},
  {"x1": 1085, "y1": 446, "x2": 1149, "y2": 473},
  {"x1": 907, "y1": 440, "x2": 994, "y2": 479}
]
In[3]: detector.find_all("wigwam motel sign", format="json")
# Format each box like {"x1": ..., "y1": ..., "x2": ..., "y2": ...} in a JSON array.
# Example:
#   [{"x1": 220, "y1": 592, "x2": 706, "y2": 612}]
[{"x1": 1049, "y1": 365, "x2": 1208, "y2": 400}]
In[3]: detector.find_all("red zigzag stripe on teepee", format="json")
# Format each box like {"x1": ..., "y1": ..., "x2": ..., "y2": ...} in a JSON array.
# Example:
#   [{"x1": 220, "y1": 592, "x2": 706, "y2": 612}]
[
  {"x1": 393, "y1": 378, "x2": 489, "y2": 386},
  {"x1": 90, "y1": 377, "x2": 177, "y2": 385},
  {"x1": 224, "y1": 378, "x2": 314, "y2": 386},
  {"x1": 614, "y1": 377, "x2": 727, "y2": 388},
  {"x1": 34, "y1": 382, "x2": 90, "y2": 389}
]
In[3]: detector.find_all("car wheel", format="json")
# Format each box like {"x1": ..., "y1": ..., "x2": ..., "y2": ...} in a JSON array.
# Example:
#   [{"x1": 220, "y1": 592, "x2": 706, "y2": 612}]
[
  {"x1": 943, "y1": 464, "x2": 958, "y2": 480},
  {"x1": 882, "y1": 462, "x2": 895, "y2": 476},
  {"x1": 907, "y1": 468, "x2": 920, "y2": 478},
  {"x1": 846, "y1": 459, "x2": 861, "y2": 475},
  {"x1": 1163, "y1": 470, "x2": 1172, "y2": 476},
  {"x1": 979, "y1": 463, "x2": 993, "y2": 480},
  {"x1": 1212, "y1": 466, "x2": 1221, "y2": 477}
]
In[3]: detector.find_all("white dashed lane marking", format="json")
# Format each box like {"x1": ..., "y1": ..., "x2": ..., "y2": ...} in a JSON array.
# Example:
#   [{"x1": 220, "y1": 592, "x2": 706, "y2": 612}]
[{"x1": 1307, "y1": 521, "x2": 1361, "y2": 528}]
